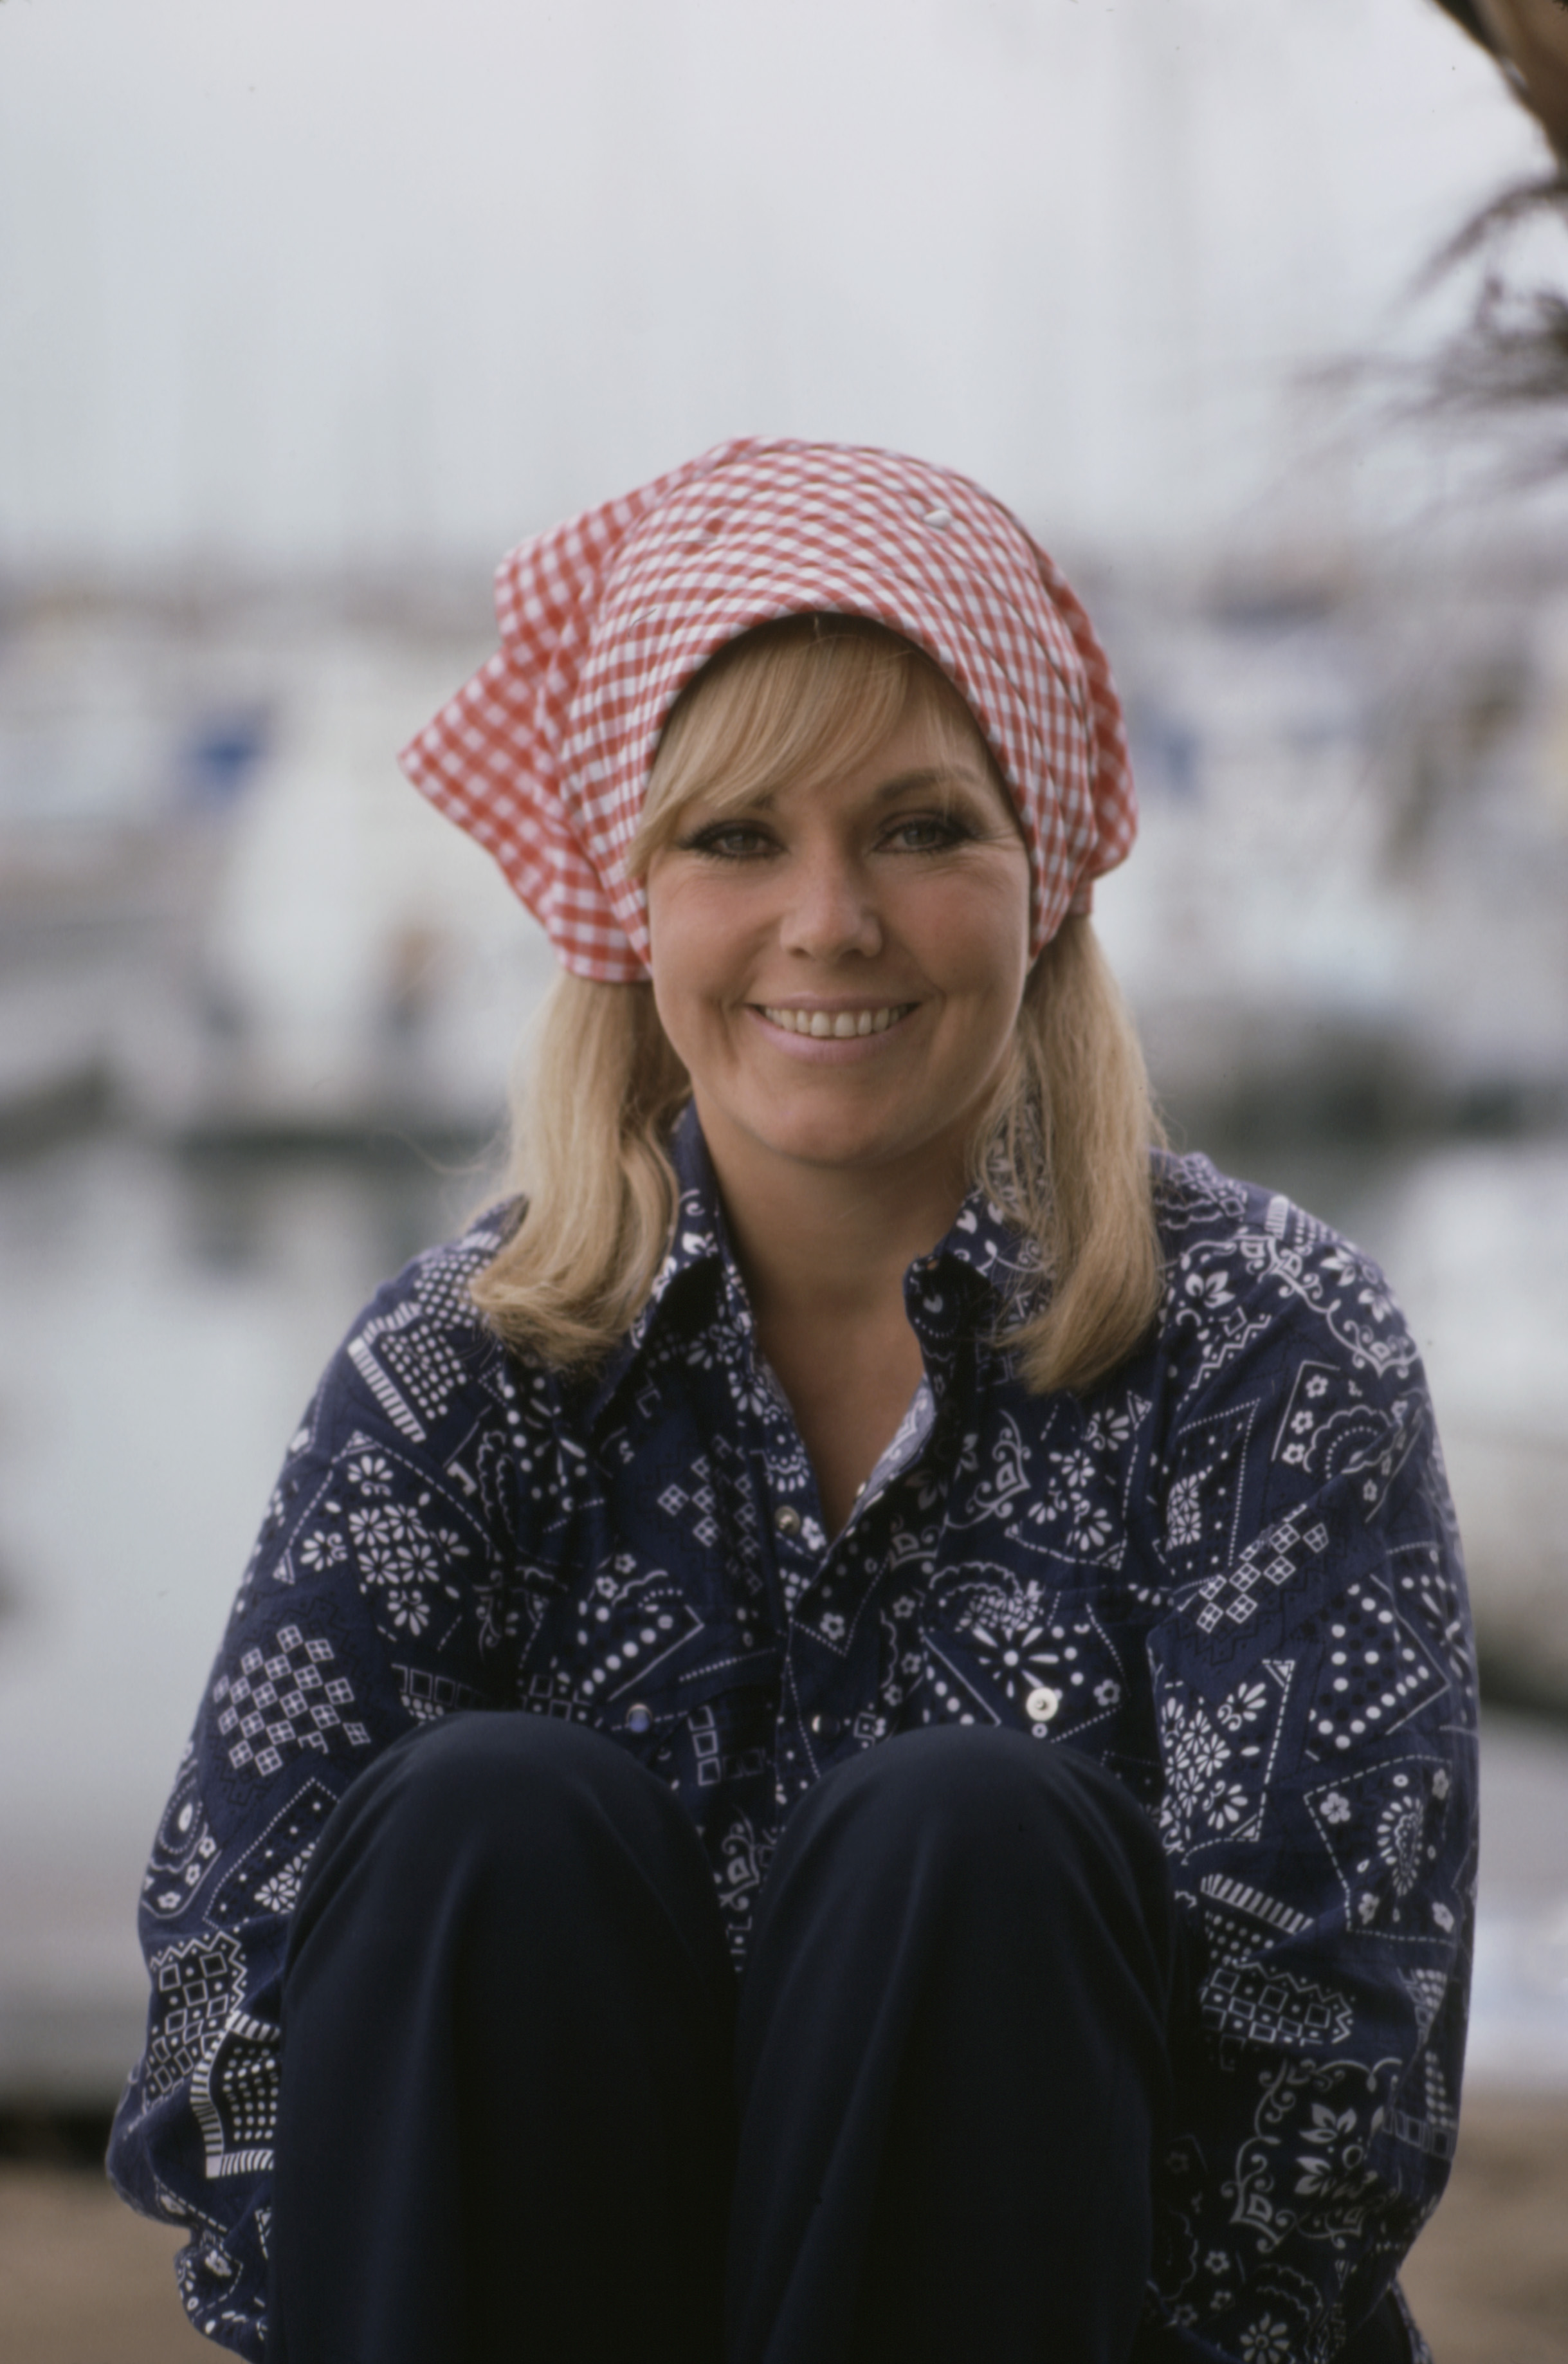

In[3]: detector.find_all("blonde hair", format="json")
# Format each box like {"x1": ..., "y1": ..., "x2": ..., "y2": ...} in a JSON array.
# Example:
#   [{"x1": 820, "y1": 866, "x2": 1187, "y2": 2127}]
[{"x1": 472, "y1": 616, "x2": 1165, "y2": 1395}]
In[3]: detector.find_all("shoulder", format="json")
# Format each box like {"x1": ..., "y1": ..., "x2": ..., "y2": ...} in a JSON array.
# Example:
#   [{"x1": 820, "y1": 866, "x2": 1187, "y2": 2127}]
[
  {"x1": 374, "y1": 1198, "x2": 517, "y2": 1303},
  {"x1": 350, "y1": 1195, "x2": 518, "y2": 1344},
  {"x1": 298, "y1": 1197, "x2": 545, "y2": 1464},
  {"x1": 1148, "y1": 1150, "x2": 1423, "y2": 1408}
]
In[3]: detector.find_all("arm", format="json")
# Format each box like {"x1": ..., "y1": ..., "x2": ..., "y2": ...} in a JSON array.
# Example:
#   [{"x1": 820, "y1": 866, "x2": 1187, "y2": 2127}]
[
  {"x1": 1142, "y1": 1191, "x2": 1475, "y2": 2364},
  {"x1": 107, "y1": 1214, "x2": 527, "y2": 2358}
]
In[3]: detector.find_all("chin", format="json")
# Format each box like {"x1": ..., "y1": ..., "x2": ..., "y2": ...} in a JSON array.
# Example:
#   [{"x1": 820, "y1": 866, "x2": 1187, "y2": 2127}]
[{"x1": 740, "y1": 1106, "x2": 940, "y2": 1173}]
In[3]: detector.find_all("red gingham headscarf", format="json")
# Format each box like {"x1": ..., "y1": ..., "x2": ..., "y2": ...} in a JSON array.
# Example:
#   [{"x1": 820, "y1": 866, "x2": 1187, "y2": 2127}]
[{"x1": 399, "y1": 438, "x2": 1136, "y2": 983}]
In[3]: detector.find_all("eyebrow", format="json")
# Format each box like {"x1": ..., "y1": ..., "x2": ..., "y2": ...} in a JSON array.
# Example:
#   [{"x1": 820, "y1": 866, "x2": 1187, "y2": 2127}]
[
  {"x1": 739, "y1": 763, "x2": 993, "y2": 814},
  {"x1": 871, "y1": 765, "x2": 992, "y2": 802}
]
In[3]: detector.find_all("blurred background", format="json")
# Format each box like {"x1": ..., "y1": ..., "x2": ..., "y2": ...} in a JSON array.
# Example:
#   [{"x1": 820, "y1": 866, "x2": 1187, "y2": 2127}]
[{"x1": 2, "y1": 0, "x2": 1567, "y2": 2356}]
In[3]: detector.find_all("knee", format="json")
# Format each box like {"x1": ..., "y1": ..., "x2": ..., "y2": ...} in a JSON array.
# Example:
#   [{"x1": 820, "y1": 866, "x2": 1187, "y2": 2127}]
[
  {"x1": 282, "y1": 1710, "x2": 732, "y2": 2048},
  {"x1": 293, "y1": 1709, "x2": 693, "y2": 1939},
  {"x1": 790, "y1": 1726, "x2": 1169, "y2": 1918},
  {"x1": 389, "y1": 1705, "x2": 635, "y2": 1811},
  {"x1": 803, "y1": 1725, "x2": 1072, "y2": 1850},
  {"x1": 385, "y1": 1709, "x2": 685, "y2": 1867}
]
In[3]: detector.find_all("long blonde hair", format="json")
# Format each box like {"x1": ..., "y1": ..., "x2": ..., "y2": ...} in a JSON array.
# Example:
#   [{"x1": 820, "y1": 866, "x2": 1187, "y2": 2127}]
[{"x1": 472, "y1": 617, "x2": 1164, "y2": 1395}]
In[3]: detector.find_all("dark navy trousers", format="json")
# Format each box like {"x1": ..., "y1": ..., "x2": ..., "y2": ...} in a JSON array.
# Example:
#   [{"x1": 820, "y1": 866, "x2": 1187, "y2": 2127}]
[{"x1": 266, "y1": 1716, "x2": 1405, "y2": 2364}]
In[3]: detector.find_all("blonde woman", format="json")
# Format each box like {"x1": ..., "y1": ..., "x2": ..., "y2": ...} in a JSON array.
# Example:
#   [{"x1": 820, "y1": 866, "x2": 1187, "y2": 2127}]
[{"x1": 110, "y1": 442, "x2": 1473, "y2": 2364}]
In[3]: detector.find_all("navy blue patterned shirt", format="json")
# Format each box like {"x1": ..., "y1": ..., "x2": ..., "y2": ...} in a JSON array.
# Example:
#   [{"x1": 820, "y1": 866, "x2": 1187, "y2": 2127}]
[{"x1": 109, "y1": 1111, "x2": 1475, "y2": 2364}]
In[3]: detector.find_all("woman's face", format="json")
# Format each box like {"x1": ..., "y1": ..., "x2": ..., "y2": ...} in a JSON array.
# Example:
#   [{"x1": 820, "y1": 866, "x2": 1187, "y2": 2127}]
[{"x1": 644, "y1": 696, "x2": 1032, "y2": 1202}]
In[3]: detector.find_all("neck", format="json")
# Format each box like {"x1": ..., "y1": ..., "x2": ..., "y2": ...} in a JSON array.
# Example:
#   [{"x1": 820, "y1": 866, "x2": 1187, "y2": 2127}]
[
  {"x1": 688, "y1": 1099, "x2": 971, "y2": 1534},
  {"x1": 691, "y1": 1095, "x2": 967, "y2": 1330}
]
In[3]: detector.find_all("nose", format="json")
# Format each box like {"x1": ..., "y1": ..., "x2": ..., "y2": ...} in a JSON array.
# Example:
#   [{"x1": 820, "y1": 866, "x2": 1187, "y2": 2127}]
[{"x1": 778, "y1": 843, "x2": 883, "y2": 963}]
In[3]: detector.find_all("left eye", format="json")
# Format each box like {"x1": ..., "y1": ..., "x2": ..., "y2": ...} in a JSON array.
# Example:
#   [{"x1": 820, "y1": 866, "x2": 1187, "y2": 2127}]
[{"x1": 884, "y1": 816, "x2": 962, "y2": 852}]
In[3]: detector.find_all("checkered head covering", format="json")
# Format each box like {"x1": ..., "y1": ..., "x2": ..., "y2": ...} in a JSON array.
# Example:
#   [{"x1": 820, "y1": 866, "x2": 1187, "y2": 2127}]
[{"x1": 399, "y1": 438, "x2": 1136, "y2": 982}]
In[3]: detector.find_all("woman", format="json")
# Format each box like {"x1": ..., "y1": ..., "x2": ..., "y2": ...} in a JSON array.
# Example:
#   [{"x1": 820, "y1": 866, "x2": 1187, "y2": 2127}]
[{"x1": 109, "y1": 440, "x2": 1474, "y2": 2364}]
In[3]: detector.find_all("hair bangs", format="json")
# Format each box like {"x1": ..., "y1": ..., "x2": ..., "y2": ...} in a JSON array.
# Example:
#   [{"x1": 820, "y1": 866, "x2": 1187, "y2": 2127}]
[{"x1": 628, "y1": 615, "x2": 994, "y2": 872}]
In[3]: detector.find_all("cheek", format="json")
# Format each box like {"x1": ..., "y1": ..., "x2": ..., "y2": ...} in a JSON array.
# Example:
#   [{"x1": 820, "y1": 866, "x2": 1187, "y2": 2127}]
[
  {"x1": 919, "y1": 864, "x2": 1031, "y2": 996},
  {"x1": 645, "y1": 873, "x2": 747, "y2": 1042}
]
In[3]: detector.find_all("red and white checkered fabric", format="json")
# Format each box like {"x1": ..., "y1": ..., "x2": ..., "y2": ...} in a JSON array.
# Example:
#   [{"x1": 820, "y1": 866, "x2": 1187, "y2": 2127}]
[{"x1": 399, "y1": 438, "x2": 1136, "y2": 982}]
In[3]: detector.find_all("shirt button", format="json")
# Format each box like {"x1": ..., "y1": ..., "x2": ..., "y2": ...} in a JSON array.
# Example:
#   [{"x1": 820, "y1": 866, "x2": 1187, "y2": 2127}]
[
  {"x1": 774, "y1": 1504, "x2": 803, "y2": 1539},
  {"x1": 623, "y1": 1703, "x2": 654, "y2": 1736},
  {"x1": 810, "y1": 1711, "x2": 843, "y2": 1740},
  {"x1": 1025, "y1": 1684, "x2": 1061, "y2": 1725}
]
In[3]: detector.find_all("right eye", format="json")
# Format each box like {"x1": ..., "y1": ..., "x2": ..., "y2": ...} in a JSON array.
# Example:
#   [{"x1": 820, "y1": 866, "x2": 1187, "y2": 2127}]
[{"x1": 681, "y1": 822, "x2": 778, "y2": 861}]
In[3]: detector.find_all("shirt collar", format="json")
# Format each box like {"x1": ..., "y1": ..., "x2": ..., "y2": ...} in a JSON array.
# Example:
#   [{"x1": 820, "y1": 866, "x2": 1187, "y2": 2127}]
[
  {"x1": 579, "y1": 1100, "x2": 1039, "y2": 1429},
  {"x1": 928, "y1": 1187, "x2": 1043, "y2": 1301}
]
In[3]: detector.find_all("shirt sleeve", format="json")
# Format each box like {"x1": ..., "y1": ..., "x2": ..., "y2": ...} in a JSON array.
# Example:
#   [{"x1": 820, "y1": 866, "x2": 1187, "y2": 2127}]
[
  {"x1": 105, "y1": 1214, "x2": 530, "y2": 2359},
  {"x1": 1138, "y1": 1186, "x2": 1475, "y2": 2364}
]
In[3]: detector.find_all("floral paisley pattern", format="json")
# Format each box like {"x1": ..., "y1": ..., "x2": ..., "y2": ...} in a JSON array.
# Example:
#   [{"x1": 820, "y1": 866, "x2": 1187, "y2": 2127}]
[{"x1": 109, "y1": 1118, "x2": 1470, "y2": 2364}]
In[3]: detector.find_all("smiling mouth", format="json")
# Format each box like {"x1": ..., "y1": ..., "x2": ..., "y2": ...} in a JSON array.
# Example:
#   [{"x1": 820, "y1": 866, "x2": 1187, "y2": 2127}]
[{"x1": 759, "y1": 1004, "x2": 916, "y2": 1039}]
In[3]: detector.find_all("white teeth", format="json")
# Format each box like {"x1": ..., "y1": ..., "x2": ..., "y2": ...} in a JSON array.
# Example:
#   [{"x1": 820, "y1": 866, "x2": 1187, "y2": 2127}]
[{"x1": 761, "y1": 1005, "x2": 909, "y2": 1036}]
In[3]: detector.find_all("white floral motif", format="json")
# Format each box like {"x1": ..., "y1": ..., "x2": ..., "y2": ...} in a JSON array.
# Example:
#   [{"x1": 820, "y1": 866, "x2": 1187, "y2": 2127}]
[
  {"x1": 1166, "y1": 1474, "x2": 1203, "y2": 1549},
  {"x1": 380, "y1": 1583, "x2": 432, "y2": 1635},
  {"x1": 1026, "y1": 1438, "x2": 1123, "y2": 1562},
  {"x1": 347, "y1": 1501, "x2": 465, "y2": 1635},
  {"x1": 1293, "y1": 2104, "x2": 1376, "y2": 2210},
  {"x1": 1300, "y1": 2102, "x2": 1356, "y2": 2146},
  {"x1": 1320, "y1": 1790, "x2": 1352, "y2": 1825},
  {"x1": 1158, "y1": 1696, "x2": 1244, "y2": 1846},
  {"x1": 298, "y1": 1530, "x2": 347, "y2": 1572},
  {"x1": 349, "y1": 1503, "x2": 440, "y2": 1586},
  {"x1": 1217, "y1": 1681, "x2": 1268, "y2": 1734},
  {"x1": 1157, "y1": 1674, "x2": 1274, "y2": 1848},
  {"x1": 1238, "y1": 2314, "x2": 1294, "y2": 2363},
  {"x1": 1071, "y1": 1499, "x2": 1115, "y2": 1552},
  {"x1": 1083, "y1": 1404, "x2": 1135, "y2": 1453},
  {"x1": 345, "y1": 1452, "x2": 394, "y2": 1496}
]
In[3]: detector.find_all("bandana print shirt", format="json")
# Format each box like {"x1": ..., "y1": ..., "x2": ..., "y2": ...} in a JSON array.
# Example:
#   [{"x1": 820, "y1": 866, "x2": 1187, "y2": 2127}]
[{"x1": 109, "y1": 1112, "x2": 1475, "y2": 2364}]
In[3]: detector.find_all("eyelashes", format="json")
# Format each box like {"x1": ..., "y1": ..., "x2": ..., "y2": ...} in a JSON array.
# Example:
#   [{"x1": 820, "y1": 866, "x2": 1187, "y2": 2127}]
[
  {"x1": 675, "y1": 812, "x2": 981, "y2": 861},
  {"x1": 886, "y1": 816, "x2": 976, "y2": 852},
  {"x1": 676, "y1": 823, "x2": 773, "y2": 860}
]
